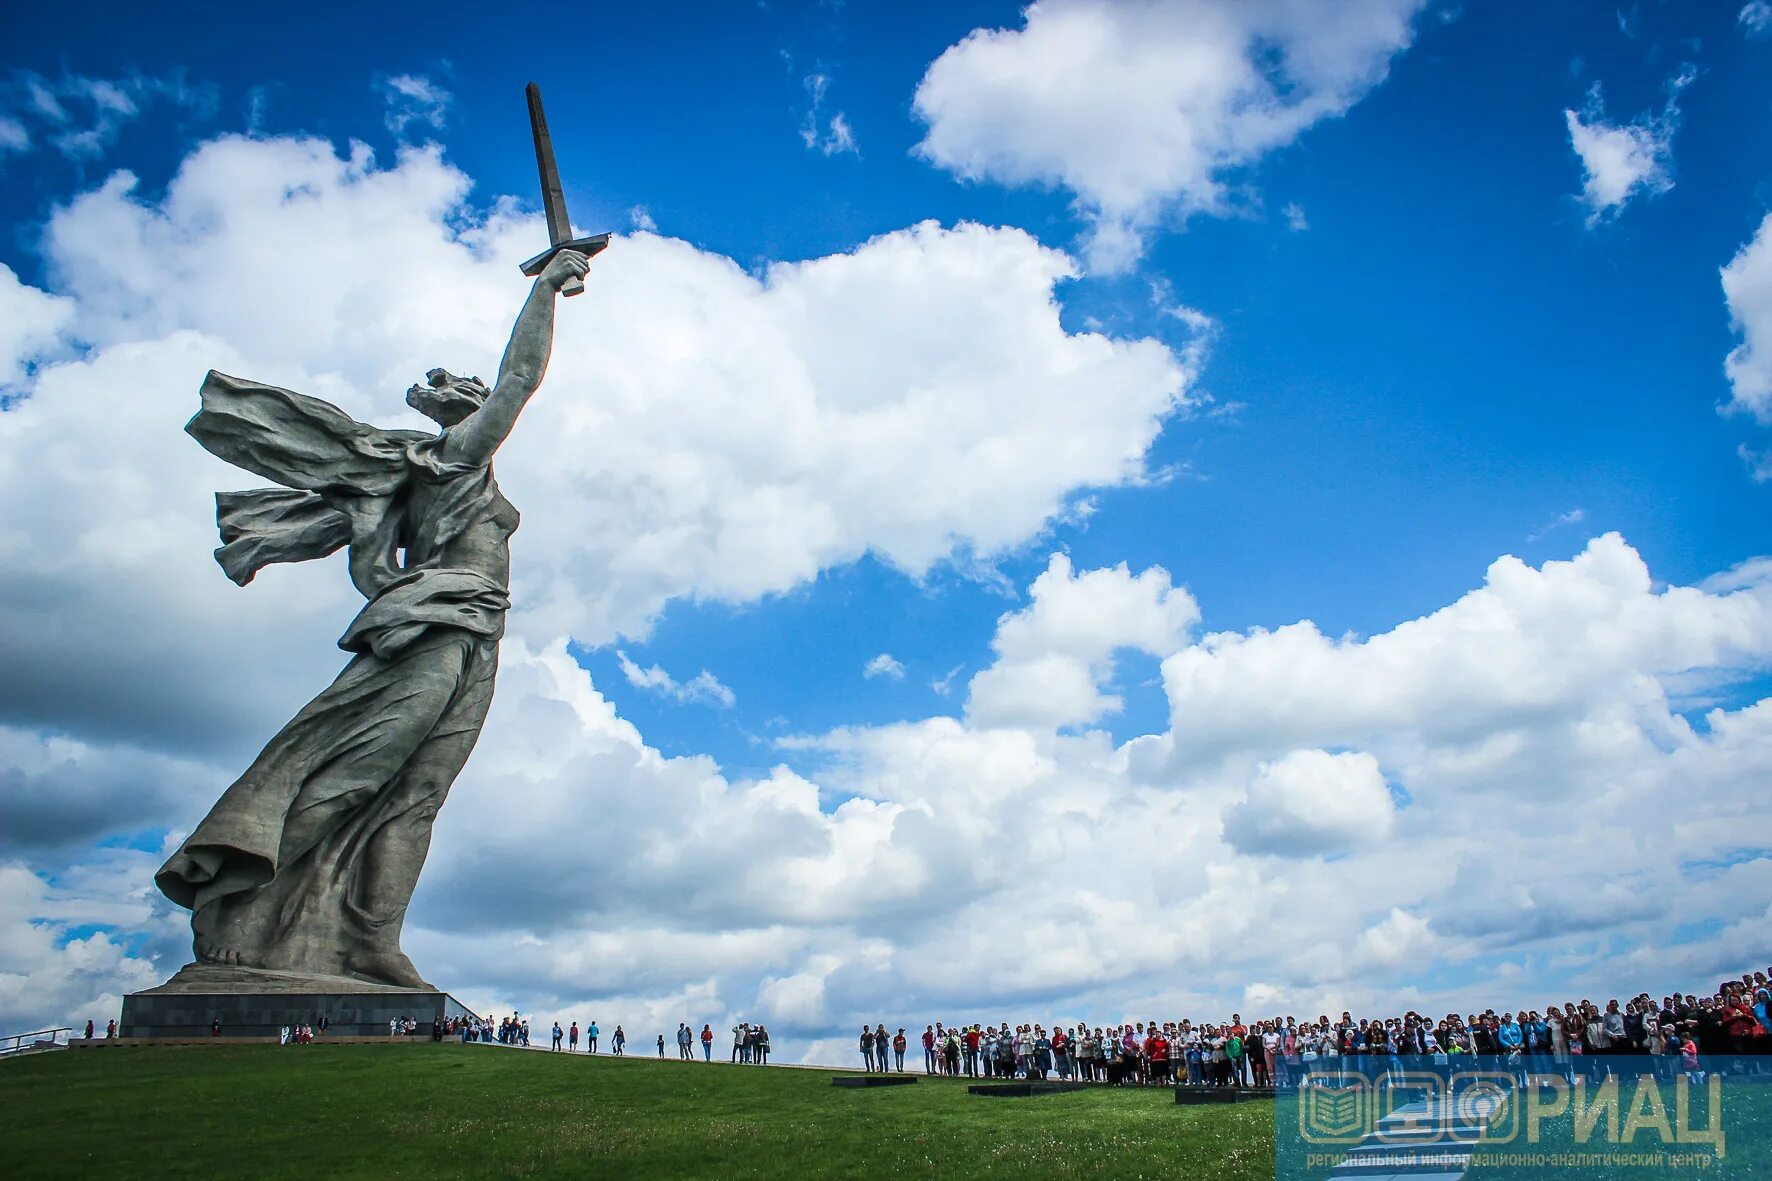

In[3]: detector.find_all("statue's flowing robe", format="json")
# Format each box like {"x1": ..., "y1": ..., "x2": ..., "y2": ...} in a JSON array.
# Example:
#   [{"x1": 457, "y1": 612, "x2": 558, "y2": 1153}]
[{"x1": 155, "y1": 371, "x2": 515, "y2": 984}]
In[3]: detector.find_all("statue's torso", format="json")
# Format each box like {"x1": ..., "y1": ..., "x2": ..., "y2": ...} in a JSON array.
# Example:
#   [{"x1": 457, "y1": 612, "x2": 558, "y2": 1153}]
[
  {"x1": 399, "y1": 465, "x2": 519, "y2": 589},
  {"x1": 422, "y1": 476, "x2": 519, "y2": 589}
]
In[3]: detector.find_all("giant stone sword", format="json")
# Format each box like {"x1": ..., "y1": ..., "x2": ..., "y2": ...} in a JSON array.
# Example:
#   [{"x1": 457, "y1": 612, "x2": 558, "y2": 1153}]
[{"x1": 520, "y1": 82, "x2": 609, "y2": 297}]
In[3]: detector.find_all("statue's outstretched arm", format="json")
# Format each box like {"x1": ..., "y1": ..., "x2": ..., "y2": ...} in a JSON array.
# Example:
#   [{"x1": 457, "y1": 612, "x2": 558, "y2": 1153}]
[{"x1": 443, "y1": 249, "x2": 591, "y2": 466}]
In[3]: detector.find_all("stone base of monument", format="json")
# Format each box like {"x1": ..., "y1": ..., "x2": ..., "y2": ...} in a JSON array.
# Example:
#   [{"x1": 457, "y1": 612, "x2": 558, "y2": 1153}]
[
  {"x1": 120, "y1": 963, "x2": 478, "y2": 1038},
  {"x1": 968, "y1": 1081, "x2": 1088, "y2": 1097},
  {"x1": 831, "y1": 1074, "x2": 918, "y2": 1088}
]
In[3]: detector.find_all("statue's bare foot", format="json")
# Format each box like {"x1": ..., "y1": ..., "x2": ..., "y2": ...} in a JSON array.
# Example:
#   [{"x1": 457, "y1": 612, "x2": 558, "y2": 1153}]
[
  {"x1": 194, "y1": 937, "x2": 253, "y2": 967},
  {"x1": 191, "y1": 896, "x2": 272, "y2": 972},
  {"x1": 345, "y1": 948, "x2": 431, "y2": 990}
]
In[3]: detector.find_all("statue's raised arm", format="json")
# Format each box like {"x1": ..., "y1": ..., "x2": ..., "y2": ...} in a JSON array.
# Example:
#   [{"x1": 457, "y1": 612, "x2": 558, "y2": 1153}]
[{"x1": 441, "y1": 247, "x2": 591, "y2": 468}]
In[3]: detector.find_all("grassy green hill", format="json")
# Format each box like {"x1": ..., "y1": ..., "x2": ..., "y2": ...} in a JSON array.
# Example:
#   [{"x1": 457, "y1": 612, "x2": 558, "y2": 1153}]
[{"x1": 3, "y1": 1044, "x2": 1272, "y2": 1180}]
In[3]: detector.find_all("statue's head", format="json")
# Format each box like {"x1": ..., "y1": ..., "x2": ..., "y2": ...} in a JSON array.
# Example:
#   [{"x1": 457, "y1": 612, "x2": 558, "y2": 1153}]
[{"x1": 406, "y1": 368, "x2": 491, "y2": 427}]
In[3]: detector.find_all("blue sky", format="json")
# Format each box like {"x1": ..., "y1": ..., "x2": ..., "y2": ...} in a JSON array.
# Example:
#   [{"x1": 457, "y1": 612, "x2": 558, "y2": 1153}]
[{"x1": 3, "y1": 0, "x2": 1772, "y2": 1055}]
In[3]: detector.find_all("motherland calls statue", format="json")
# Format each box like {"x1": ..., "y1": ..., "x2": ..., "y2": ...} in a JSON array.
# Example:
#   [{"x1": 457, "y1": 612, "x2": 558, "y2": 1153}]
[{"x1": 154, "y1": 246, "x2": 594, "y2": 989}]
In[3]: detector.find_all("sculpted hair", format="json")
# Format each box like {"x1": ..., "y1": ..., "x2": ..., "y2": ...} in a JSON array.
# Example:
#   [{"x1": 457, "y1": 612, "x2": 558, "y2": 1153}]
[{"x1": 406, "y1": 368, "x2": 491, "y2": 426}]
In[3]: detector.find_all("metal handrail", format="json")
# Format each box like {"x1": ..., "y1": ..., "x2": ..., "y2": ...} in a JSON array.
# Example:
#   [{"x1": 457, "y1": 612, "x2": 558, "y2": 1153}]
[{"x1": 0, "y1": 1026, "x2": 73, "y2": 1056}]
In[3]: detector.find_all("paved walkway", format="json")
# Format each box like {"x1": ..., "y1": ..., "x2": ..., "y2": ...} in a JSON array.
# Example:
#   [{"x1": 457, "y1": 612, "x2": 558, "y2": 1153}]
[
  {"x1": 464, "y1": 1038, "x2": 872, "y2": 1075},
  {"x1": 465, "y1": 1039, "x2": 1132, "y2": 1085}
]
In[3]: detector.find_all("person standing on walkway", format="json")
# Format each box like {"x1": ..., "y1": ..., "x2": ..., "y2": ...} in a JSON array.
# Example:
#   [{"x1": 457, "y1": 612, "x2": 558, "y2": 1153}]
[
  {"x1": 922, "y1": 1025, "x2": 936, "y2": 1073},
  {"x1": 701, "y1": 1024, "x2": 713, "y2": 1060},
  {"x1": 552, "y1": 1022, "x2": 563, "y2": 1051},
  {"x1": 612, "y1": 1025, "x2": 625, "y2": 1055},
  {"x1": 755, "y1": 1025, "x2": 771, "y2": 1064},
  {"x1": 860, "y1": 1025, "x2": 876, "y2": 1071},
  {"x1": 569, "y1": 1021, "x2": 579, "y2": 1052},
  {"x1": 733, "y1": 1022, "x2": 749, "y2": 1063},
  {"x1": 893, "y1": 1028, "x2": 908, "y2": 1071}
]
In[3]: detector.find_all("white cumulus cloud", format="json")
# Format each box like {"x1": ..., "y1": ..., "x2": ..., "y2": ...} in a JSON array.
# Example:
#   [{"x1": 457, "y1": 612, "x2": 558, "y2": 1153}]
[
  {"x1": 863, "y1": 653, "x2": 905, "y2": 680},
  {"x1": 0, "y1": 263, "x2": 74, "y2": 385},
  {"x1": 913, "y1": 0, "x2": 1426, "y2": 270},
  {"x1": 2, "y1": 118, "x2": 1770, "y2": 1055},
  {"x1": 9, "y1": 134, "x2": 1196, "y2": 672},
  {"x1": 1723, "y1": 212, "x2": 1772, "y2": 427},
  {"x1": 0, "y1": 126, "x2": 1198, "y2": 1033},
  {"x1": 5, "y1": 536, "x2": 1772, "y2": 1047},
  {"x1": 1158, "y1": 534, "x2": 1771, "y2": 769},
  {"x1": 967, "y1": 552, "x2": 1198, "y2": 730},
  {"x1": 1222, "y1": 749, "x2": 1396, "y2": 856}
]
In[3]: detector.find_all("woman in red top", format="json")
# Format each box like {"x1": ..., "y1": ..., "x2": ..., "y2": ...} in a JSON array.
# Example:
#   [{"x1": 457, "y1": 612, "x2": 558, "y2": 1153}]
[
  {"x1": 1146, "y1": 1032, "x2": 1170, "y2": 1084},
  {"x1": 1723, "y1": 998, "x2": 1765, "y2": 1057}
]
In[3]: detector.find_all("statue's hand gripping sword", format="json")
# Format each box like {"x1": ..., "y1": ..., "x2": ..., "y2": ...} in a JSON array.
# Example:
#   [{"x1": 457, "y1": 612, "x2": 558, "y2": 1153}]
[{"x1": 519, "y1": 82, "x2": 608, "y2": 297}]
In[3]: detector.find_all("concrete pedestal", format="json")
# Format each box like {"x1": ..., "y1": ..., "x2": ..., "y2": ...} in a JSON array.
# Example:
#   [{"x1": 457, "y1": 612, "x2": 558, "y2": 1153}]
[{"x1": 120, "y1": 963, "x2": 478, "y2": 1038}]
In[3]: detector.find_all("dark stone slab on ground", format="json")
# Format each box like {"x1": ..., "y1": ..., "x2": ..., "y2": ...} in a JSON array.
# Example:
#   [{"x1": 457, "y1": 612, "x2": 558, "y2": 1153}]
[
  {"x1": 1174, "y1": 1085, "x2": 1277, "y2": 1104},
  {"x1": 121, "y1": 963, "x2": 477, "y2": 1038},
  {"x1": 832, "y1": 1074, "x2": 918, "y2": 1087},
  {"x1": 969, "y1": 1081, "x2": 1088, "y2": 1097}
]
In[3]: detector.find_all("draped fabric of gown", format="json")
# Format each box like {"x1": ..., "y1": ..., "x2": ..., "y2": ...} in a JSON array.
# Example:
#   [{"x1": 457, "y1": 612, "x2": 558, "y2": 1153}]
[{"x1": 155, "y1": 371, "x2": 517, "y2": 988}]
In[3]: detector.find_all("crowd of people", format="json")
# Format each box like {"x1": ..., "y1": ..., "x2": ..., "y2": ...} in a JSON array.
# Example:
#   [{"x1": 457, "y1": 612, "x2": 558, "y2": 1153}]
[
  {"x1": 451, "y1": 1014, "x2": 777, "y2": 1066},
  {"x1": 854, "y1": 966, "x2": 1772, "y2": 1087},
  {"x1": 444, "y1": 1014, "x2": 647, "y2": 1055},
  {"x1": 409, "y1": 964, "x2": 1772, "y2": 1089},
  {"x1": 442, "y1": 1014, "x2": 538, "y2": 1045},
  {"x1": 654, "y1": 1022, "x2": 719, "y2": 1059},
  {"x1": 728, "y1": 1022, "x2": 773, "y2": 1064}
]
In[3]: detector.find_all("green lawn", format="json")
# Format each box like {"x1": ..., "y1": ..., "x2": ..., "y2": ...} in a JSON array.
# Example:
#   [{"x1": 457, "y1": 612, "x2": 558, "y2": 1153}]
[{"x1": 3, "y1": 1044, "x2": 1273, "y2": 1180}]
